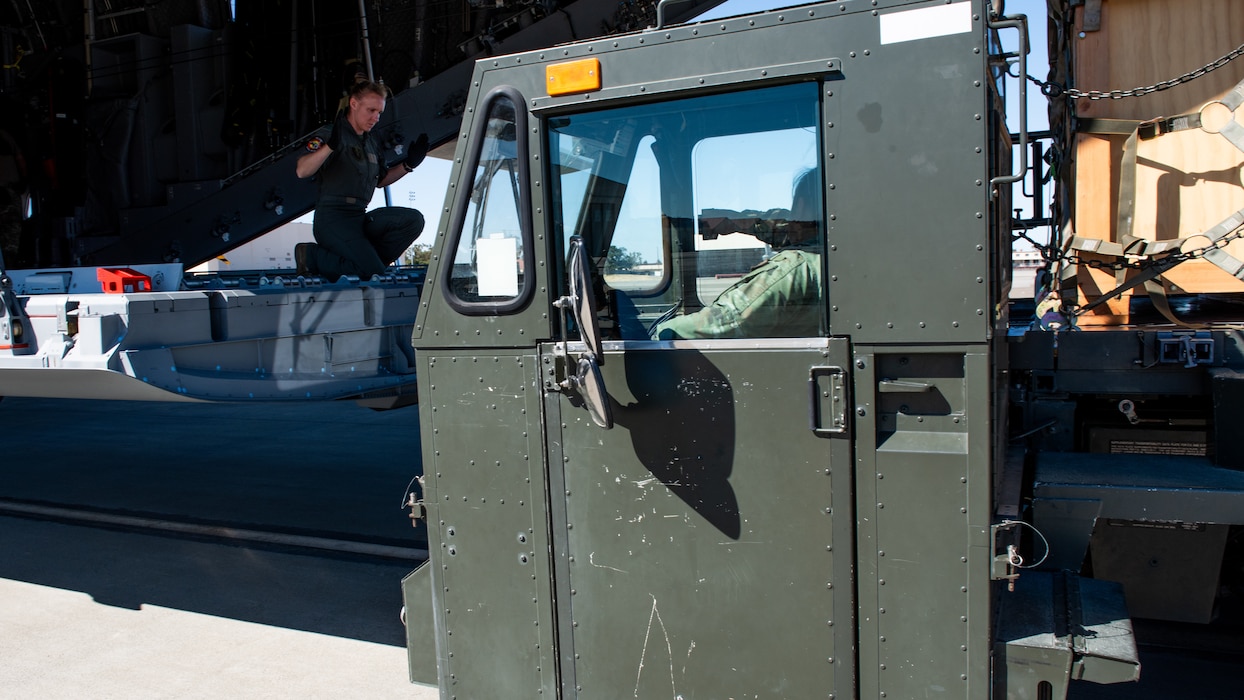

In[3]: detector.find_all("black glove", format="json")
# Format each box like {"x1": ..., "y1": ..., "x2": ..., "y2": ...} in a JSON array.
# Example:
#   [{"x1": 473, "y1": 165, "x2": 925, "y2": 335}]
[
  {"x1": 404, "y1": 133, "x2": 429, "y2": 171},
  {"x1": 326, "y1": 114, "x2": 347, "y2": 151}
]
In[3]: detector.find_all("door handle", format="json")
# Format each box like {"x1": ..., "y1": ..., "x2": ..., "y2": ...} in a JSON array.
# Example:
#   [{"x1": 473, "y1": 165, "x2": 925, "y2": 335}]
[{"x1": 809, "y1": 366, "x2": 848, "y2": 437}]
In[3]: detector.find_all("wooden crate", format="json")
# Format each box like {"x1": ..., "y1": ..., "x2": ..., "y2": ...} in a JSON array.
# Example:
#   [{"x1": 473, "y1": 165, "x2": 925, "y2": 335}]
[{"x1": 1069, "y1": 0, "x2": 1244, "y2": 322}]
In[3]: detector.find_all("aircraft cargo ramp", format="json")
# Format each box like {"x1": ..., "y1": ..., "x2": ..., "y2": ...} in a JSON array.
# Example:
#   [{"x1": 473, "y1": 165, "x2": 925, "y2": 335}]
[{"x1": 0, "y1": 264, "x2": 422, "y2": 404}]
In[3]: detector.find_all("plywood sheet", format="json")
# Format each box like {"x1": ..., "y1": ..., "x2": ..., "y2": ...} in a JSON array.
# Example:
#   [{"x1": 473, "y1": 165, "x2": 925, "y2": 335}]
[
  {"x1": 1070, "y1": 0, "x2": 1244, "y2": 305},
  {"x1": 1073, "y1": 0, "x2": 1244, "y2": 122}
]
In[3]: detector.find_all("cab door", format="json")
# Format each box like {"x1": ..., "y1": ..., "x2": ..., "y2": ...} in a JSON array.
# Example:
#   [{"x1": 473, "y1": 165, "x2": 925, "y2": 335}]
[{"x1": 539, "y1": 81, "x2": 857, "y2": 698}]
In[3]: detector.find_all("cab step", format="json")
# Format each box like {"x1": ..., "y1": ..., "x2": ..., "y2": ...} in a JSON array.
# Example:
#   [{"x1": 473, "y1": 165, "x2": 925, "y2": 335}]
[{"x1": 996, "y1": 570, "x2": 1141, "y2": 699}]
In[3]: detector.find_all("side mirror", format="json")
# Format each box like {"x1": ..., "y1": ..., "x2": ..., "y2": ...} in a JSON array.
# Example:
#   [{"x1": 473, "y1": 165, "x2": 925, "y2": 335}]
[
  {"x1": 564, "y1": 356, "x2": 613, "y2": 429},
  {"x1": 555, "y1": 236, "x2": 613, "y2": 429},
  {"x1": 566, "y1": 236, "x2": 603, "y2": 359}
]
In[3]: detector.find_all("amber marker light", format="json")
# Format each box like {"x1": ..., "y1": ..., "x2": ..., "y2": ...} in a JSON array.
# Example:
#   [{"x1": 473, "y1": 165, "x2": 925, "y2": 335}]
[{"x1": 546, "y1": 58, "x2": 601, "y2": 96}]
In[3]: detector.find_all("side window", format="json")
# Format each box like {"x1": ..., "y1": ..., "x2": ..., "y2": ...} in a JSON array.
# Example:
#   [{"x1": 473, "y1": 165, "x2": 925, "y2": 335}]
[
  {"x1": 690, "y1": 129, "x2": 819, "y2": 310},
  {"x1": 605, "y1": 135, "x2": 664, "y2": 293},
  {"x1": 444, "y1": 88, "x2": 533, "y2": 313},
  {"x1": 548, "y1": 81, "x2": 826, "y2": 340}
]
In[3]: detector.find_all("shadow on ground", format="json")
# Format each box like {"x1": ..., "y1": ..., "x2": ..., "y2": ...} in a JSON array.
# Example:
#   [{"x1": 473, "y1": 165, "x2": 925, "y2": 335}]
[{"x1": 0, "y1": 396, "x2": 427, "y2": 645}]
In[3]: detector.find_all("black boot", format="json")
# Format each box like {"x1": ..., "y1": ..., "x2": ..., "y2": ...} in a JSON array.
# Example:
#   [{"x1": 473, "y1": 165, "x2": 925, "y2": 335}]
[{"x1": 295, "y1": 243, "x2": 313, "y2": 276}]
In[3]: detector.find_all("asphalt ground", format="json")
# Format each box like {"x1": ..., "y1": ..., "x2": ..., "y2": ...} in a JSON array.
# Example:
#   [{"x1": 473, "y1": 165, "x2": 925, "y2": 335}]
[
  {"x1": 0, "y1": 396, "x2": 435, "y2": 699},
  {"x1": 1, "y1": 396, "x2": 1239, "y2": 699}
]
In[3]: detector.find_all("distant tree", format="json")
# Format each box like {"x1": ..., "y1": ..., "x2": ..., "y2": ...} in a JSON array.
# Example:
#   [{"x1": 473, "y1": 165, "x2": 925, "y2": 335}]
[
  {"x1": 607, "y1": 245, "x2": 644, "y2": 272},
  {"x1": 404, "y1": 244, "x2": 433, "y2": 266}
]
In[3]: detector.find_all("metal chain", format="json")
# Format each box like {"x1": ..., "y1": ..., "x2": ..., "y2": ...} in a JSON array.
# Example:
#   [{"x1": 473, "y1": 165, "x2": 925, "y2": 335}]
[
  {"x1": 1028, "y1": 42, "x2": 1244, "y2": 100},
  {"x1": 1026, "y1": 221, "x2": 1244, "y2": 272}
]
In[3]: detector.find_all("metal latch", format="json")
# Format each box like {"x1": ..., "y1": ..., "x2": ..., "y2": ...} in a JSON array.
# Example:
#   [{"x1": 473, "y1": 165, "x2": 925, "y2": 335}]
[
  {"x1": 405, "y1": 476, "x2": 427, "y2": 526},
  {"x1": 992, "y1": 521, "x2": 1024, "y2": 591},
  {"x1": 992, "y1": 520, "x2": 1050, "y2": 591},
  {"x1": 809, "y1": 366, "x2": 848, "y2": 436},
  {"x1": 543, "y1": 343, "x2": 576, "y2": 393},
  {"x1": 1157, "y1": 331, "x2": 1214, "y2": 367}
]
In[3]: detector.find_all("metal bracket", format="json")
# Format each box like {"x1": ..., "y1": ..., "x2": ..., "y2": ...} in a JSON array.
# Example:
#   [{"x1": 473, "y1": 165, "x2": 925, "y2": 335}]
[
  {"x1": 1157, "y1": 331, "x2": 1214, "y2": 368},
  {"x1": 991, "y1": 520, "x2": 1024, "y2": 590},
  {"x1": 809, "y1": 365, "x2": 848, "y2": 436},
  {"x1": 406, "y1": 477, "x2": 427, "y2": 526},
  {"x1": 0, "y1": 248, "x2": 33, "y2": 355},
  {"x1": 1082, "y1": 0, "x2": 1103, "y2": 33},
  {"x1": 543, "y1": 343, "x2": 572, "y2": 393}
]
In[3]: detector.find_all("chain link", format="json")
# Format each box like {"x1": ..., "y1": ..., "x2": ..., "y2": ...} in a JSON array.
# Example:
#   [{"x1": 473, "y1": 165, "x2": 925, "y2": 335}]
[
  {"x1": 1029, "y1": 42, "x2": 1244, "y2": 100},
  {"x1": 1022, "y1": 221, "x2": 1244, "y2": 273}
]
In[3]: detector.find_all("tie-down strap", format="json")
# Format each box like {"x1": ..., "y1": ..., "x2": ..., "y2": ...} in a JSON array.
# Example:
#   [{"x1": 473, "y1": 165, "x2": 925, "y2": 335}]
[{"x1": 1070, "y1": 75, "x2": 1244, "y2": 325}]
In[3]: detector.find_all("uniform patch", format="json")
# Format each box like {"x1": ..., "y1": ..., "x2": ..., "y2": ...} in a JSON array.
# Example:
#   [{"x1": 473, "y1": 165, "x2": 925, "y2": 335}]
[{"x1": 306, "y1": 136, "x2": 324, "y2": 152}]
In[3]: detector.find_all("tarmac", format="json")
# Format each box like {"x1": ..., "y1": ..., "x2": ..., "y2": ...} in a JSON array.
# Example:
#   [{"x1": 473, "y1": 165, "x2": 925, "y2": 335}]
[
  {"x1": 0, "y1": 397, "x2": 438, "y2": 699},
  {"x1": 0, "y1": 517, "x2": 437, "y2": 699}
]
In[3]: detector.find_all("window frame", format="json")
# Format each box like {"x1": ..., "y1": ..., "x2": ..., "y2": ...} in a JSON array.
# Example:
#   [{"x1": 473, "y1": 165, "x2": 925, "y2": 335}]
[
  {"x1": 440, "y1": 85, "x2": 536, "y2": 316},
  {"x1": 546, "y1": 80, "x2": 828, "y2": 341}
]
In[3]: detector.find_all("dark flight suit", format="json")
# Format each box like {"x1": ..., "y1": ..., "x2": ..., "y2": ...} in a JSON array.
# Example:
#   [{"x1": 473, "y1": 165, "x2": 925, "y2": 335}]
[{"x1": 306, "y1": 128, "x2": 423, "y2": 279}]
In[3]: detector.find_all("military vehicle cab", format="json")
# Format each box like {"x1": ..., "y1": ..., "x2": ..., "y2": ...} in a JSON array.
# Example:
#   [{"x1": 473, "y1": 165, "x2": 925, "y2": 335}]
[{"x1": 403, "y1": 0, "x2": 1242, "y2": 697}]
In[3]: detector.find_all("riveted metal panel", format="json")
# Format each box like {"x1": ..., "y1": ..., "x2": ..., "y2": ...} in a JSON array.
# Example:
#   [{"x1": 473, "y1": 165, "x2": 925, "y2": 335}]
[
  {"x1": 825, "y1": 1, "x2": 995, "y2": 344},
  {"x1": 545, "y1": 338, "x2": 856, "y2": 699},
  {"x1": 415, "y1": 349, "x2": 556, "y2": 698},
  {"x1": 401, "y1": 562, "x2": 437, "y2": 687},
  {"x1": 854, "y1": 345, "x2": 993, "y2": 700},
  {"x1": 413, "y1": 0, "x2": 996, "y2": 351}
]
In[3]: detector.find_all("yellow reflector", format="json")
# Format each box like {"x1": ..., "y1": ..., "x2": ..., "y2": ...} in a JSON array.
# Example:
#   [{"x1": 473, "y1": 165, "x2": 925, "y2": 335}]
[{"x1": 546, "y1": 58, "x2": 601, "y2": 96}]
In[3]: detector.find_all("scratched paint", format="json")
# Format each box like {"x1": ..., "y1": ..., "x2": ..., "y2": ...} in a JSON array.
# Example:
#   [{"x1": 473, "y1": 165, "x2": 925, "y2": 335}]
[{"x1": 633, "y1": 595, "x2": 676, "y2": 698}]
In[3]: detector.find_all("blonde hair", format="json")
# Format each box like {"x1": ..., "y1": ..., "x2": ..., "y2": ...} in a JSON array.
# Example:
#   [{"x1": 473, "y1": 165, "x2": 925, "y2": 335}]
[{"x1": 348, "y1": 80, "x2": 391, "y2": 101}]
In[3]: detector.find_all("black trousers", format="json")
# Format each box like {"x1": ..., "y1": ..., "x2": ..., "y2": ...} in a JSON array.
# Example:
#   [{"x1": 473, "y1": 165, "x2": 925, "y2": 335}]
[{"x1": 309, "y1": 201, "x2": 424, "y2": 279}]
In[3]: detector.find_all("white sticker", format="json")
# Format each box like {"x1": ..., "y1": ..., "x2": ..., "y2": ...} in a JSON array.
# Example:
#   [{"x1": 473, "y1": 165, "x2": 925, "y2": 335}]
[
  {"x1": 476, "y1": 235, "x2": 519, "y2": 297},
  {"x1": 879, "y1": 1, "x2": 973, "y2": 46}
]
